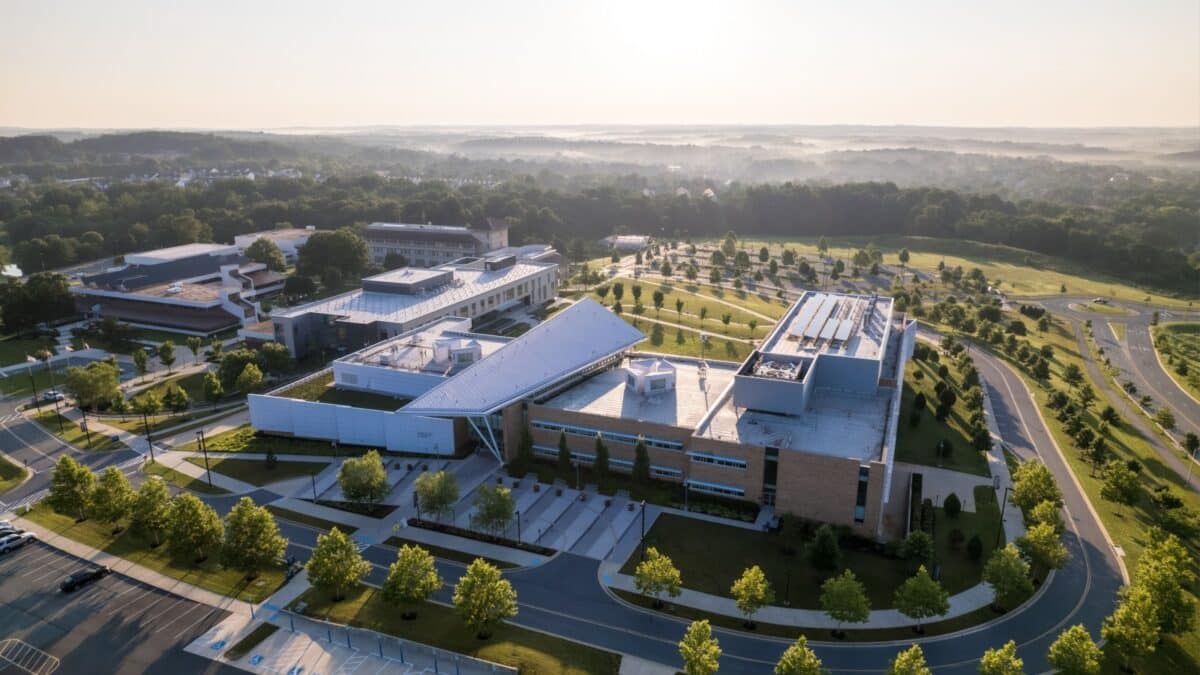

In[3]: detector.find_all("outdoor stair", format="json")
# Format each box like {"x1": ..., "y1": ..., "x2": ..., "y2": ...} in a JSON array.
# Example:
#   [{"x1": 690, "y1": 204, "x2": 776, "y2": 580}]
[
  {"x1": 531, "y1": 487, "x2": 579, "y2": 547},
  {"x1": 582, "y1": 496, "x2": 641, "y2": 560},
  {"x1": 570, "y1": 493, "x2": 629, "y2": 557}
]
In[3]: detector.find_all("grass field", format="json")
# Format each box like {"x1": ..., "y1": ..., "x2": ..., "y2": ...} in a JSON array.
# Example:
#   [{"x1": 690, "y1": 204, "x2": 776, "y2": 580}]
[
  {"x1": 295, "y1": 585, "x2": 621, "y2": 675},
  {"x1": 592, "y1": 278, "x2": 772, "y2": 339},
  {"x1": 619, "y1": 506, "x2": 998, "y2": 610},
  {"x1": 926, "y1": 310, "x2": 1200, "y2": 672},
  {"x1": 0, "y1": 335, "x2": 57, "y2": 367},
  {"x1": 895, "y1": 356, "x2": 991, "y2": 476},
  {"x1": 633, "y1": 322, "x2": 751, "y2": 361},
  {"x1": 263, "y1": 505, "x2": 357, "y2": 535},
  {"x1": 184, "y1": 456, "x2": 329, "y2": 486},
  {"x1": 274, "y1": 371, "x2": 409, "y2": 411},
  {"x1": 0, "y1": 363, "x2": 73, "y2": 396},
  {"x1": 143, "y1": 460, "x2": 230, "y2": 495},
  {"x1": 1153, "y1": 323, "x2": 1200, "y2": 401},
  {"x1": 175, "y1": 425, "x2": 372, "y2": 457},
  {"x1": 0, "y1": 454, "x2": 29, "y2": 495},
  {"x1": 130, "y1": 370, "x2": 211, "y2": 403},
  {"x1": 731, "y1": 236, "x2": 1198, "y2": 308},
  {"x1": 24, "y1": 502, "x2": 285, "y2": 602},
  {"x1": 33, "y1": 411, "x2": 127, "y2": 451},
  {"x1": 382, "y1": 536, "x2": 518, "y2": 569},
  {"x1": 1068, "y1": 302, "x2": 1134, "y2": 316},
  {"x1": 101, "y1": 410, "x2": 208, "y2": 434}
]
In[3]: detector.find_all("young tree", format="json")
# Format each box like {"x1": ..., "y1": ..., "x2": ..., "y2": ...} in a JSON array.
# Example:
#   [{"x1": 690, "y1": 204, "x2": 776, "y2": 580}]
[
  {"x1": 186, "y1": 336, "x2": 203, "y2": 364},
  {"x1": 413, "y1": 470, "x2": 459, "y2": 522},
  {"x1": 1099, "y1": 459, "x2": 1140, "y2": 515},
  {"x1": 89, "y1": 466, "x2": 135, "y2": 532},
  {"x1": 1016, "y1": 522, "x2": 1069, "y2": 572},
  {"x1": 209, "y1": 336, "x2": 224, "y2": 359},
  {"x1": 1011, "y1": 460, "x2": 1061, "y2": 513},
  {"x1": 699, "y1": 306, "x2": 709, "y2": 325},
  {"x1": 64, "y1": 360, "x2": 121, "y2": 409},
  {"x1": 222, "y1": 496, "x2": 287, "y2": 579},
  {"x1": 337, "y1": 449, "x2": 389, "y2": 507},
  {"x1": 679, "y1": 620, "x2": 721, "y2": 675},
  {"x1": 556, "y1": 430, "x2": 572, "y2": 473},
  {"x1": 888, "y1": 644, "x2": 931, "y2": 675},
  {"x1": 130, "y1": 476, "x2": 171, "y2": 547},
  {"x1": 808, "y1": 523, "x2": 842, "y2": 571},
  {"x1": 132, "y1": 347, "x2": 148, "y2": 381},
  {"x1": 978, "y1": 640, "x2": 1024, "y2": 675},
  {"x1": 1047, "y1": 624, "x2": 1101, "y2": 675},
  {"x1": 982, "y1": 544, "x2": 1033, "y2": 611},
  {"x1": 1062, "y1": 363, "x2": 1083, "y2": 390},
  {"x1": 49, "y1": 455, "x2": 95, "y2": 521},
  {"x1": 514, "y1": 423, "x2": 534, "y2": 471},
  {"x1": 382, "y1": 544, "x2": 443, "y2": 619},
  {"x1": 203, "y1": 370, "x2": 224, "y2": 402},
  {"x1": 898, "y1": 248, "x2": 910, "y2": 270},
  {"x1": 820, "y1": 569, "x2": 871, "y2": 637},
  {"x1": 893, "y1": 565, "x2": 950, "y2": 634},
  {"x1": 1030, "y1": 499, "x2": 1064, "y2": 534},
  {"x1": 652, "y1": 290, "x2": 664, "y2": 314},
  {"x1": 307, "y1": 527, "x2": 371, "y2": 602},
  {"x1": 730, "y1": 565, "x2": 775, "y2": 628},
  {"x1": 166, "y1": 493, "x2": 224, "y2": 563},
  {"x1": 1101, "y1": 585, "x2": 1160, "y2": 672},
  {"x1": 631, "y1": 436, "x2": 651, "y2": 484},
  {"x1": 162, "y1": 384, "x2": 190, "y2": 412},
  {"x1": 470, "y1": 484, "x2": 515, "y2": 536},
  {"x1": 157, "y1": 340, "x2": 176, "y2": 373},
  {"x1": 593, "y1": 433, "x2": 609, "y2": 488},
  {"x1": 634, "y1": 547, "x2": 682, "y2": 608},
  {"x1": 453, "y1": 559, "x2": 518, "y2": 639},
  {"x1": 943, "y1": 492, "x2": 962, "y2": 518},
  {"x1": 235, "y1": 362, "x2": 264, "y2": 393},
  {"x1": 900, "y1": 529, "x2": 934, "y2": 572},
  {"x1": 1135, "y1": 529, "x2": 1196, "y2": 635},
  {"x1": 675, "y1": 298, "x2": 684, "y2": 317},
  {"x1": 774, "y1": 635, "x2": 823, "y2": 675},
  {"x1": 245, "y1": 237, "x2": 287, "y2": 271}
]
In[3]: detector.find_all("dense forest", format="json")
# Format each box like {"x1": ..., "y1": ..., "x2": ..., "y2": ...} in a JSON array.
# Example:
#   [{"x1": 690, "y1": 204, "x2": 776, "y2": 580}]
[{"x1": 0, "y1": 172, "x2": 1196, "y2": 293}]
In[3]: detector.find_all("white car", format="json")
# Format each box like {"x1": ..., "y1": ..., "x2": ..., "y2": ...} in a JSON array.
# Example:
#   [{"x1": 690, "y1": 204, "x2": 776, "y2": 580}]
[
  {"x1": 42, "y1": 390, "x2": 65, "y2": 402},
  {"x1": 0, "y1": 532, "x2": 36, "y2": 553}
]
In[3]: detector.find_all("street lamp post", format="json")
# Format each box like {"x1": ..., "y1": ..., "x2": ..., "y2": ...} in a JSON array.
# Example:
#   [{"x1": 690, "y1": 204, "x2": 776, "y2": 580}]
[
  {"x1": 994, "y1": 486, "x2": 1013, "y2": 550},
  {"x1": 52, "y1": 396, "x2": 65, "y2": 434},
  {"x1": 142, "y1": 411, "x2": 155, "y2": 463},
  {"x1": 516, "y1": 509, "x2": 522, "y2": 542},
  {"x1": 80, "y1": 408, "x2": 93, "y2": 450},
  {"x1": 26, "y1": 360, "x2": 40, "y2": 412},
  {"x1": 639, "y1": 500, "x2": 647, "y2": 561},
  {"x1": 196, "y1": 429, "x2": 212, "y2": 487}
]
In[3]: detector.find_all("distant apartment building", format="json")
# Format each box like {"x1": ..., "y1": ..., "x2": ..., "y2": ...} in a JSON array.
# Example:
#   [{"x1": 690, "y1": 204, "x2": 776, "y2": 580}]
[
  {"x1": 72, "y1": 243, "x2": 283, "y2": 335},
  {"x1": 234, "y1": 226, "x2": 315, "y2": 263},
  {"x1": 363, "y1": 218, "x2": 510, "y2": 268}
]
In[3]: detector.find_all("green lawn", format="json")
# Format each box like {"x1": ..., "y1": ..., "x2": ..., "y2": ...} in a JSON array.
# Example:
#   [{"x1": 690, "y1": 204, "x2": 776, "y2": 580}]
[
  {"x1": 1153, "y1": 323, "x2": 1200, "y2": 401},
  {"x1": 630, "y1": 321, "x2": 751, "y2": 361},
  {"x1": 226, "y1": 623, "x2": 279, "y2": 661},
  {"x1": 1068, "y1": 302, "x2": 1134, "y2": 316},
  {"x1": 383, "y1": 536, "x2": 518, "y2": 569},
  {"x1": 262, "y1": 505, "x2": 357, "y2": 535},
  {"x1": 295, "y1": 586, "x2": 621, "y2": 675},
  {"x1": 0, "y1": 454, "x2": 29, "y2": 495},
  {"x1": 0, "y1": 335, "x2": 57, "y2": 367},
  {"x1": 175, "y1": 425, "x2": 372, "y2": 457},
  {"x1": 131, "y1": 370, "x2": 212, "y2": 403},
  {"x1": 184, "y1": 456, "x2": 328, "y2": 486},
  {"x1": 685, "y1": 282, "x2": 790, "y2": 320},
  {"x1": 592, "y1": 278, "x2": 773, "y2": 339},
  {"x1": 23, "y1": 502, "x2": 285, "y2": 602},
  {"x1": 895, "y1": 357, "x2": 991, "y2": 476},
  {"x1": 274, "y1": 371, "x2": 409, "y2": 411},
  {"x1": 143, "y1": 460, "x2": 230, "y2": 495},
  {"x1": 0, "y1": 363, "x2": 73, "y2": 396},
  {"x1": 620, "y1": 508, "x2": 997, "y2": 611},
  {"x1": 101, "y1": 411, "x2": 208, "y2": 434},
  {"x1": 33, "y1": 411, "x2": 127, "y2": 451}
]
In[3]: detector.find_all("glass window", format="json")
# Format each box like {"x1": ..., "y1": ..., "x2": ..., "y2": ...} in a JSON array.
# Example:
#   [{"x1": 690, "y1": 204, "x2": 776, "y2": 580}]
[{"x1": 854, "y1": 466, "x2": 870, "y2": 523}]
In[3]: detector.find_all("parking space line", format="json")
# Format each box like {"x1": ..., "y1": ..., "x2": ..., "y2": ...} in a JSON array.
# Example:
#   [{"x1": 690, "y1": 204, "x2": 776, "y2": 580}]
[
  {"x1": 23, "y1": 565, "x2": 69, "y2": 585},
  {"x1": 127, "y1": 594, "x2": 183, "y2": 623},
  {"x1": 0, "y1": 549, "x2": 37, "y2": 570},
  {"x1": 104, "y1": 587, "x2": 155, "y2": 615},
  {"x1": 9, "y1": 549, "x2": 62, "y2": 570},
  {"x1": 95, "y1": 579, "x2": 145, "y2": 603},
  {"x1": 149, "y1": 600, "x2": 201, "y2": 632},
  {"x1": 172, "y1": 605, "x2": 220, "y2": 640}
]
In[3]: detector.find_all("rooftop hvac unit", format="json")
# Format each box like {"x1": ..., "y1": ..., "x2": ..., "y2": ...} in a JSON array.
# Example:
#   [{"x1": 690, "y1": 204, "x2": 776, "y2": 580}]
[{"x1": 166, "y1": 284, "x2": 183, "y2": 294}]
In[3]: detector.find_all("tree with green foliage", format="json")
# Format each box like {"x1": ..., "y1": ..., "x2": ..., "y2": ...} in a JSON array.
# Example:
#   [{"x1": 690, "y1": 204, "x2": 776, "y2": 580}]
[
  {"x1": 978, "y1": 640, "x2": 1024, "y2": 675},
  {"x1": 382, "y1": 544, "x2": 443, "y2": 619},
  {"x1": 453, "y1": 558, "x2": 518, "y2": 639},
  {"x1": 157, "y1": 340, "x2": 176, "y2": 373},
  {"x1": 1047, "y1": 624, "x2": 1101, "y2": 675},
  {"x1": 1134, "y1": 529, "x2": 1196, "y2": 635},
  {"x1": 296, "y1": 227, "x2": 369, "y2": 280},
  {"x1": 209, "y1": 337, "x2": 224, "y2": 359},
  {"x1": 470, "y1": 484, "x2": 515, "y2": 536},
  {"x1": 515, "y1": 423, "x2": 534, "y2": 471},
  {"x1": 132, "y1": 347, "x2": 148, "y2": 381},
  {"x1": 203, "y1": 371, "x2": 224, "y2": 402},
  {"x1": 556, "y1": 430, "x2": 571, "y2": 473},
  {"x1": 166, "y1": 493, "x2": 224, "y2": 563},
  {"x1": 898, "y1": 248, "x2": 910, "y2": 270},
  {"x1": 1062, "y1": 363, "x2": 1083, "y2": 390},
  {"x1": 49, "y1": 455, "x2": 95, "y2": 520},
  {"x1": 235, "y1": 362, "x2": 264, "y2": 393},
  {"x1": 162, "y1": 384, "x2": 190, "y2": 412},
  {"x1": 888, "y1": 644, "x2": 931, "y2": 675},
  {"x1": 1016, "y1": 522, "x2": 1068, "y2": 572},
  {"x1": 679, "y1": 620, "x2": 721, "y2": 675},
  {"x1": 130, "y1": 476, "x2": 171, "y2": 547},
  {"x1": 893, "y1": 565, "x2": 949, "y2": 633},
  {"x1": 1011, "y1": 460, "x2": 1061, "y2": 513},
  {"x1": 983, "y1": 544, "x2": 1033, "y2": 610},
  {"x1": 222, "y1": 497, "x2": 287, "y2": 579},
  {"x1": 413, "y1": 470, "x2": 459, "y2": 522},
  {"x1": 1030, "y1": 499, "x2": 1064, "y2": 534},
  {"x1": 338, "y1": 450, "x2": 389, "y2": 507},
  {"x1": 943, "y1": 492, "x2": 961, "y2": 518},
  {"x1": 1101, "y1": 585, "x2": 1160, "y2": 672},
  {"x1": 900, "y1": 529, "x2": 934, "y2": 572},
  {"x1": 64, "y1": 359, "x2": 121, "y2": 409},
  {"x1": 89, "y1": 466, "x2": 135, "y2": 532},
  {"x1": 808, "y1": 523, "x2": 842, "y2": 571},
  {"x1": 635, "y1": 547, "x2": 682, "y2": 608},
  {"x1": 186, "y1": 336, "x2": 203, "y2": 364},
  {"x1": 307, "y1": 527, "x2": 371, "y2": 602},
  {"x1": 730, "y1": 565, "x2": 775, "y2": 628},
  {"x1": 632, "y1": 436, "x2": 651, "y2": 484},
  {"x1": 774, "y1": 635, "x2": 823, "y2": 675},
  {"x1": 1099, "y1": 459, "x2": 1140, "y2": 515},
  {"x1": 820, "y1": 569, "x2": 871, "y2": 635},
  {"x1": 593, "y1": 433, "x2": 609, "y2": 488},
  {"x1": 245, "y1": 237, "x2": 287, "y2": 271}
]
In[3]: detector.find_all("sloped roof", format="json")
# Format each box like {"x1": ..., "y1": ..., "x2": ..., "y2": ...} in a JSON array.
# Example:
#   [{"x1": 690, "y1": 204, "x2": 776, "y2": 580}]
[{"x1": 402, "y1": 298, "x2": 645, "y2": 415}]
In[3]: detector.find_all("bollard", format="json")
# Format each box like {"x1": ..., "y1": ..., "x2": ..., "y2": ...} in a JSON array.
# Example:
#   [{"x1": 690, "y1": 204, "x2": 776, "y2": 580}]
[
  {"x1": 346, "y1": 630, "x2": 351, "y2": 649},
  {"x1": 327, "y1": 627, "x2": 333, "y2": 643},
  {"x1": 455, "y1": 655, "x2": 461, "y2": 675},
  {"x1": 378, "y1": 639, "x2": 383, "y2": 658},
  {"x1": 250, "y1": 604, "x2": 256, "y2": 619},
  {"x1": 398, "y1": 641, "x2": 405, "y2": 663},
  {"x1": 434, "y1": 653, "x2": 439, "y2": 673},
  {"x1": 289, "y1": 614, "x2": 295, "y2": 632}
]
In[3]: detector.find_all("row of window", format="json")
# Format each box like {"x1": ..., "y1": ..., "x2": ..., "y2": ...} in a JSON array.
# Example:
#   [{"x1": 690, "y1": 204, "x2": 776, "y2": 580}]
[
  {"x1": 686, "y1": 479, "x2": 745, "y2": 498},
  {"x1": 530, "y1": 419, "x2": 684, "y2": 451},
  {"x1": 532, "y1": 445, "x2": 682, "y2": 478},
  {"x1": 686, "y1": 451, "x2": 747, "y2": 469}
]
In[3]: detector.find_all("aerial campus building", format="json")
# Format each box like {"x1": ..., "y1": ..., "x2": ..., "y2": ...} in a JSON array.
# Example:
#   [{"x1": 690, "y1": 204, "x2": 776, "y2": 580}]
[
  {"x1": 362, "y1": 219, "x2": 511, "y2": 268},
  {"x1": 248, "y1": 289, "x2": 916, "y2": 540}
]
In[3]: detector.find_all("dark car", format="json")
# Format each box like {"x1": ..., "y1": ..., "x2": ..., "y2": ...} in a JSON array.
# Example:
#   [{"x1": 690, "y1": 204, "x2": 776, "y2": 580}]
[{"x1": 59, "y1": 566, "x2": 110, "y2": 592}]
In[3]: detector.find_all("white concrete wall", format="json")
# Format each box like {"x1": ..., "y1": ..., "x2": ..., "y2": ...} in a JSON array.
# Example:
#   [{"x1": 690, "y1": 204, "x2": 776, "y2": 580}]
[
  {"x1": 248, "y1": 394, "x2": 457, "y2": 455},
  {"x1": 332, "y1": 361, "x2": 444, "y2": 399}
]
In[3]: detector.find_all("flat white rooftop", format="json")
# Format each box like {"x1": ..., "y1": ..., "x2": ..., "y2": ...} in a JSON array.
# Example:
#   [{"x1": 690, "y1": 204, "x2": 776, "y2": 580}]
[
  {"x1": 337, "y1": 317, "x2": 510, "y2": 375},
  {"x1": 366, "y1": 222, "x2": 471, "y2": 234},
  {"x1": 541, "y1": 357, "x2": 738, "y2": 429},
  {"x1": 272, "y1": 260, "x2": 554, "y2": 325},
  {"x1": 125, "y1": 243, "x2": 239, "y2": 266},
  {"x1": 697, "y1": 387, "x2": 890, "y2": 462},
  {"x1": 761, "y1": 291, "x2": 893, "y2": 360}
]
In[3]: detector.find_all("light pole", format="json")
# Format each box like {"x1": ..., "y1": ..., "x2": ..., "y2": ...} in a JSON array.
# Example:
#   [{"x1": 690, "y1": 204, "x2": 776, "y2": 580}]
[
  {"x1": 516, "y1": 509, "x2": 522, "y2": 542},
  {"x1": 994, "y1": 486, "x2": 1012, "y2": 550},
  {"x1": 142, "y1": 410, "x2": 155, "y2": 463},
  {"x1": 26, "y1": 359, "x2": 40, "y2": 412},
  {"x1": 311, "y1": 473, "x2": 318, "y2": 501},
  {"x1": 52, "y1": 395, "x2": 65, "y2": 434},
  {"x1": 639, "y1": 500, "x2": 647, "y2": 561},
  {"x1": 80, "y1": 408, "x2": 93, "y2": 450},
  {"x1": 196, "y1": 429, "x2": 212, "y2": 487}
]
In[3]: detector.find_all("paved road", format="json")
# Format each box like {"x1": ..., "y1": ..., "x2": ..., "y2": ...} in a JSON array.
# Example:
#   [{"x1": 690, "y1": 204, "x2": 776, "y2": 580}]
[{"x1": 0, "y1": 541, "x2": 236, "y2": 674}]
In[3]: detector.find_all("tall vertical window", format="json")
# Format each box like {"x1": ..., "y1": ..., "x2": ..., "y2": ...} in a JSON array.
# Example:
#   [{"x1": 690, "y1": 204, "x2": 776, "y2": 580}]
[{"x1": 854, "y1": 466, "x2": 870, "y2": 523}]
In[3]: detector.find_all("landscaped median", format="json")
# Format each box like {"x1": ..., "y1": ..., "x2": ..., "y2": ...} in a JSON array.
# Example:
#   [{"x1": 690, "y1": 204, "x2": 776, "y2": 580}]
[
  {"x1": 32, "y1": 410, "x2": 127, "y2": 451},
  {"x1": 175, "y1": 424, "x2": 374, "y2": 457},
  {"x1": 183, "y1": 456, "x2": 329, "y2": 487},
  {"x1": 144, "y1": 459, "x2": 230, "y2": 495},
  {"x1": 0, "y1": 453, "x2": 30, "y2": 495}
]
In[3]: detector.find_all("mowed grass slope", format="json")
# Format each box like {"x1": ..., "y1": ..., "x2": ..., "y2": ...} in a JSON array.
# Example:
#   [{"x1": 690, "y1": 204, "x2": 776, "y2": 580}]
[
  {"x1": 895, "y1": 356, "x2": 991, "y2": 476},
  {"x1": 1153, "y1": 322, "x2": 1200, "y2": 401}
]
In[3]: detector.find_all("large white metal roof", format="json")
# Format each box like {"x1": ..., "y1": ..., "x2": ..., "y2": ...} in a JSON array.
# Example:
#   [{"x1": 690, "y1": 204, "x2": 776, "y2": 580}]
[{"x1": 402, "y1": 298, "x2": 645, "y2": 416}]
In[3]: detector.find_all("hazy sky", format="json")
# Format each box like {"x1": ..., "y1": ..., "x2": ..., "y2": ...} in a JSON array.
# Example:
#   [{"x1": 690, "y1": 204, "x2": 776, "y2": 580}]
[{"x1": 2, "y1": 0, "x2": 1197, "y2": 129}]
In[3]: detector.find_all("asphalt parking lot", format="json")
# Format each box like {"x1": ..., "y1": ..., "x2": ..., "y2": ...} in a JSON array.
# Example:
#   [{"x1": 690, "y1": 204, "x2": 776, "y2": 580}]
[{"x1": 0, "y1": 541, "x2": 240, "y2": 674}]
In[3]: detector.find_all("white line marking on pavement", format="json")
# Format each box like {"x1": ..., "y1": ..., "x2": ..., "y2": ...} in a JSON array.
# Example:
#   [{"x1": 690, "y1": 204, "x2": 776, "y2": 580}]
[
  {"x1": 128, "y1": 594, "x2": 184, "y2": 623},
  {"x1": 172, "y1": 605, "x2": 220, "y2": 640},
  {"x1": 104, "y1": 587, "x2": 155, "y2": 614},
  {"x1": 150, "y1": 601, "x2": 201, "y2": 633}
]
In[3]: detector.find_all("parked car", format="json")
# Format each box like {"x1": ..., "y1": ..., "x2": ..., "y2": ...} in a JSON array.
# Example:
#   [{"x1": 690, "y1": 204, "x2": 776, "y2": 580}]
[
  {"x1": 1092, "y1": 297, "x2": 1109, "y2": 304},
  {"x1": 0, "y1": 532, "x2": 36, "y2": 553},
  {"x1": 0, "y1": 524, "x2": 21, "y2": 537},
  {"x1": 59, "y1": 567, "x2": 110, "y2": 592},
  {"x1": 42, "y1": 390, "x2": 65, "y2": 402}
]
